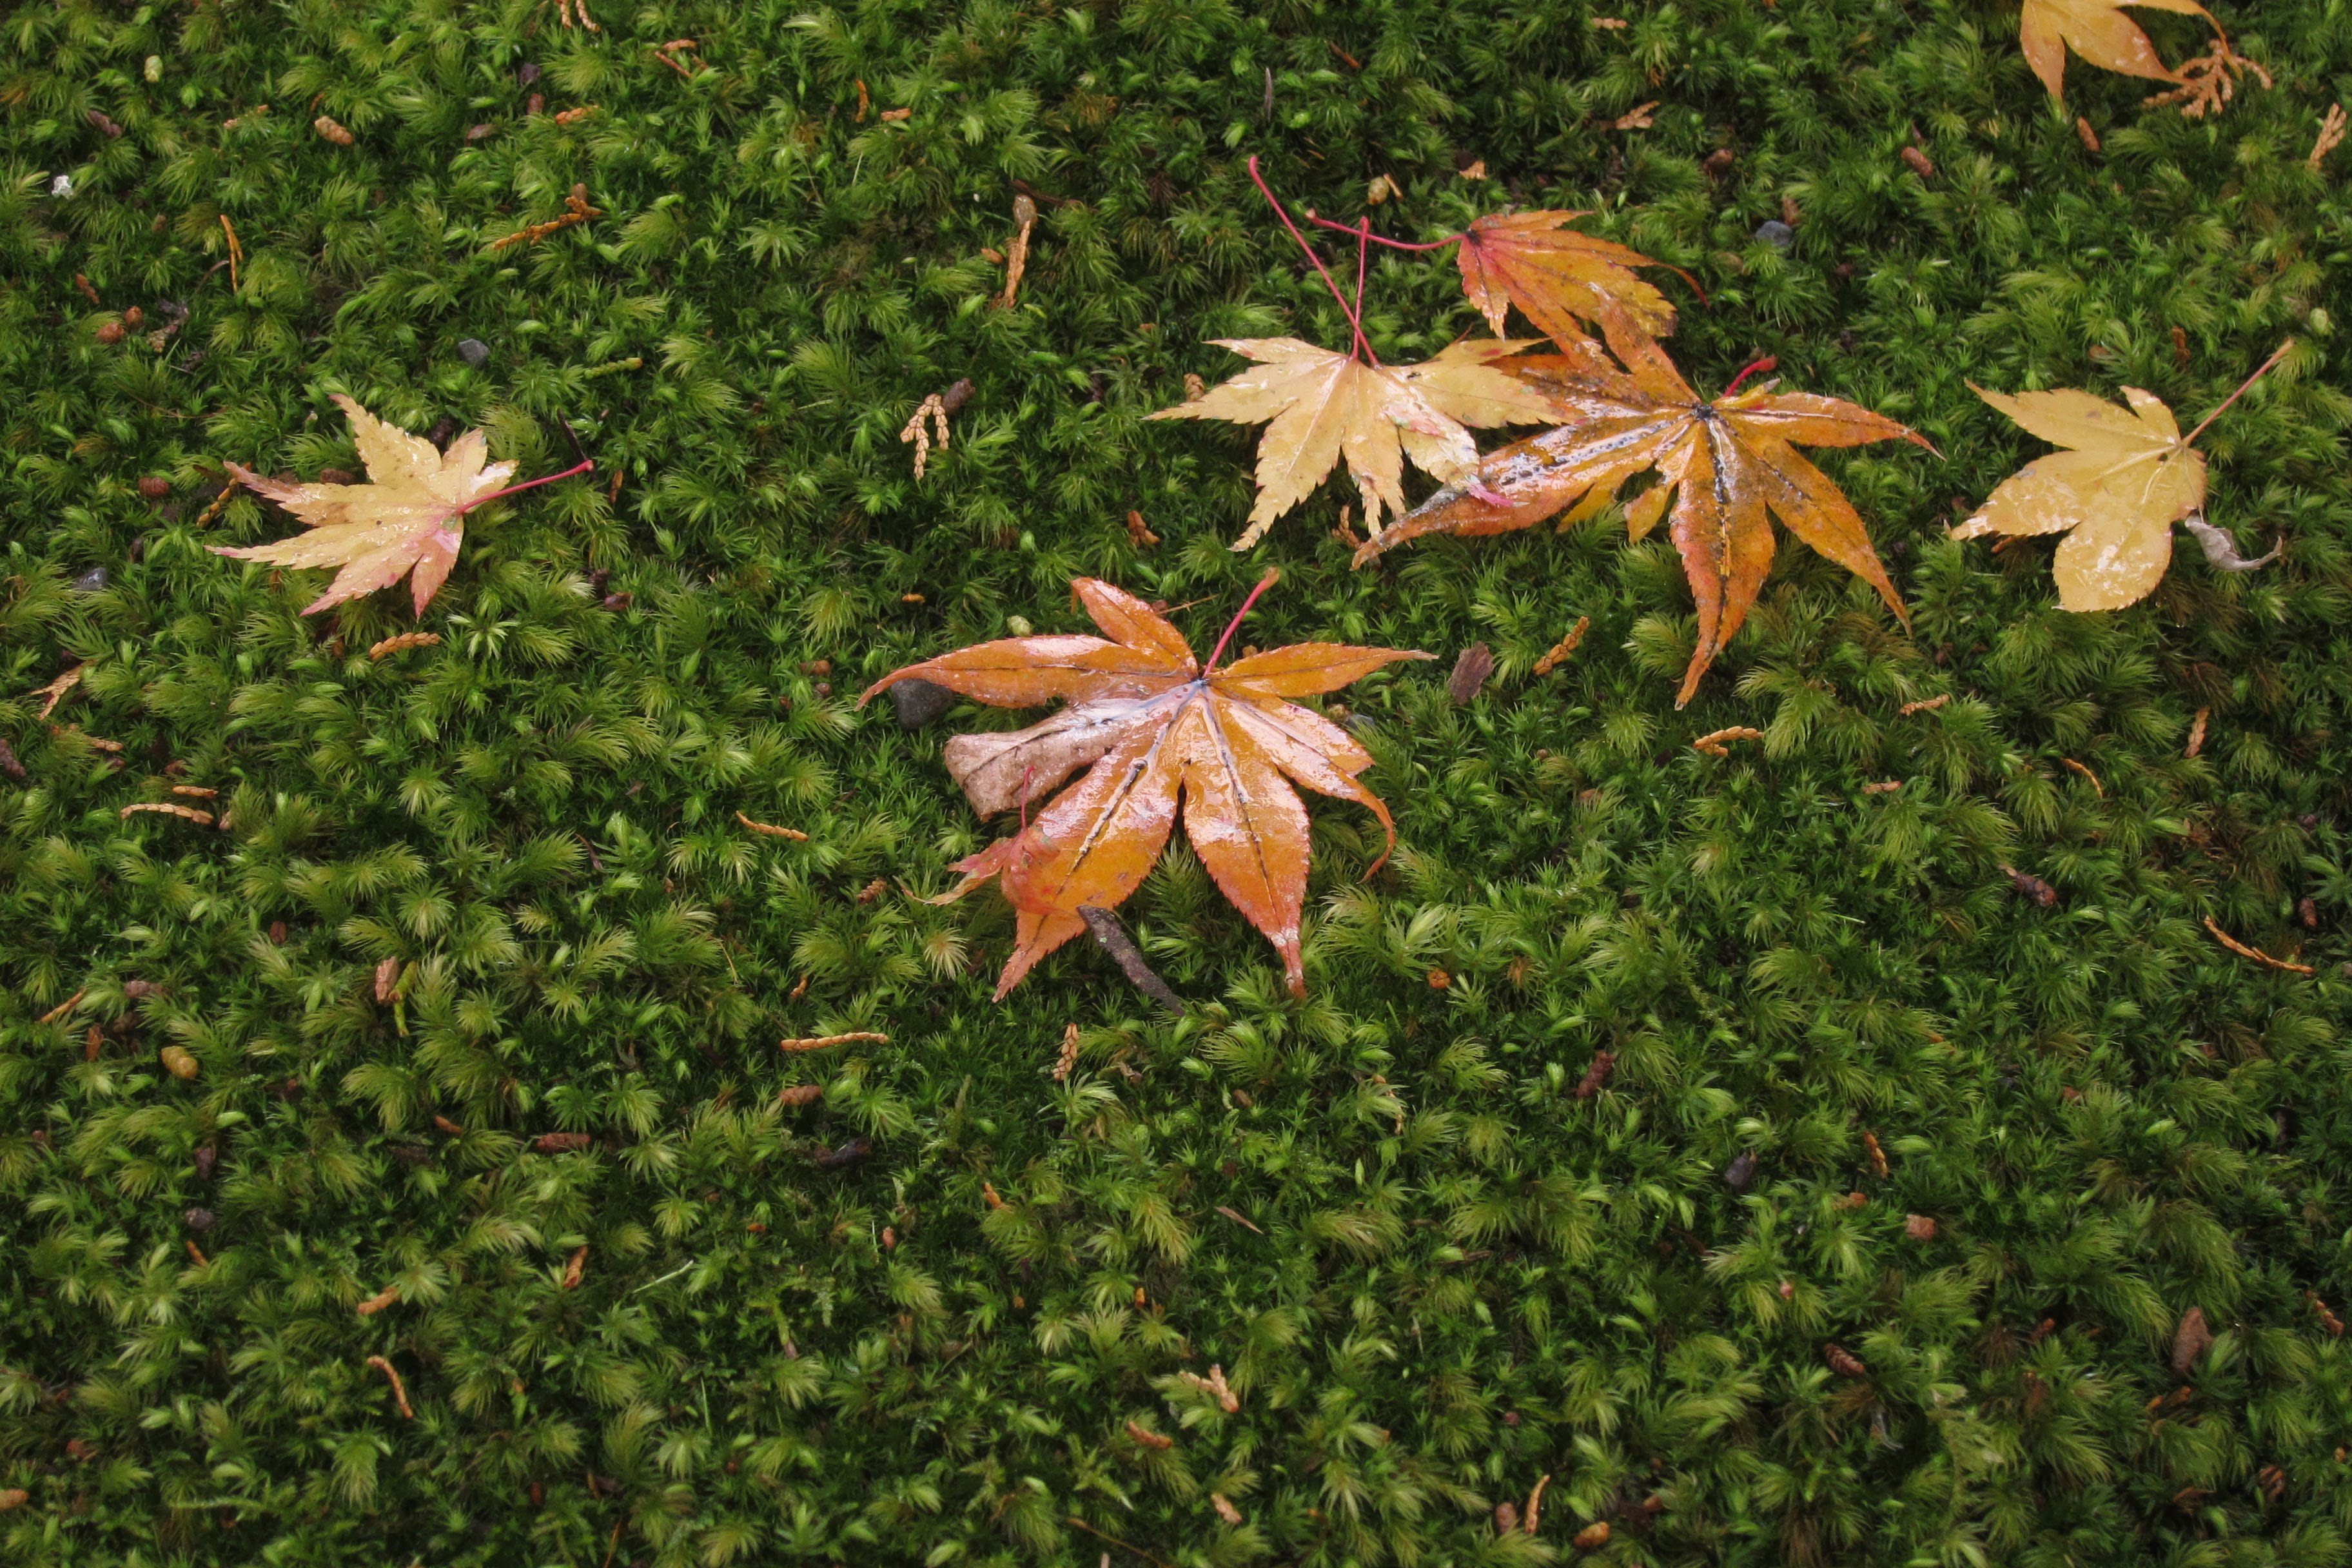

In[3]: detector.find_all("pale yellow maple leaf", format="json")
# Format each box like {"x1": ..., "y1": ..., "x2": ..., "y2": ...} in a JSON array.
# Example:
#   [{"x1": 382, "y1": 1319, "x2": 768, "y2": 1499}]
[
  {"x1": 1954, "y1": 384, "x2": 2204, "y2": 612},
  {"x1": 212, "y1": 395, "x2": 516, "y2": 616},
  {"x1": 1148, "y1": 338, "x2": 1571, "y2": 549},
  {"x1": 2019, "y1": 0, "x2": 2215, "y2": 99}
]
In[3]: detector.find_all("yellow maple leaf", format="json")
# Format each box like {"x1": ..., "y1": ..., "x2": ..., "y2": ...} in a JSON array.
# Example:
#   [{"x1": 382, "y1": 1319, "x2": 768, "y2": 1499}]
[
  {"x1": 1955, "y1": 384, "x2": 2206, "y2": 611},
  {"x1": 212, "y1": 395, "x2": 520, "y2": 616},
  {"x1": 2019, "y1": 0, "x2": 2215, "y2": 99},
  {"x1": 1148, "y1": 337, "x2": 1571, "y2": 549}
]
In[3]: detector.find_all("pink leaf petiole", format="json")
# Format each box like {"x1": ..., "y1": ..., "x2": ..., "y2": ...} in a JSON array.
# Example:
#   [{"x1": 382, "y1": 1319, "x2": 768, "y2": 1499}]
[
  {"x1": 459, "y1": 456, "x2": 596, "y2": 516},
  {"x1": 1204, "y1": 569, "x2": 1281, "y2": 675},
  {"x1": 1246, "y1": 157, "x2": 1378, "y2": 365}
]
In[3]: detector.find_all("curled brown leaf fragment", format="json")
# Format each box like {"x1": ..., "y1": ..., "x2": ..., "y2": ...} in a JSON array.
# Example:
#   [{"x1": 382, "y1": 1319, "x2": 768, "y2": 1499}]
[
  {"x1": 562, "y1": 1246, "x2": 587, "y2": 1290},
  {"x1": 2002, "y1": 864, "x2": 2058, "y2": 906},
  {"x1": 373, "y1": 956, "x2": 400, "y2": 1003},
  {"x1": 1905, "y1": 1213, "x2": 1938, "y2": 1241},
  {"x1": 30, "y1": 664, "x2": 82, "y2": 720},
  {"x1": 1211, "y1": 1493, "x2": 1242, "y2": 1525},
  {"x1": 1572, "y1": 1520, "x2": 1610, "y2": 1549}
]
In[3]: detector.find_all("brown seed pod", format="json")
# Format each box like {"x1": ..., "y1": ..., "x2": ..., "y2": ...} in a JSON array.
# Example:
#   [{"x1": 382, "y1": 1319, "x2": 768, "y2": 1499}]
[
  {"x1": 776, "y1": 1083, "x2": 823, "y2": 1108},
  {"x1": 315, "y1": 115, "x2": 355, "y2": 146},
  {"x1": 1823, "y1": 1342, "x2": 1867, "y2": 1378},
  {"x1": 1905, "y1": 1213, "x2": 1938, "y2": 1241},
  {"x1": 1572, "y1": 1521, "x2": 1611, "y2": 1549},
  {"x1": 139, "y1": 476, "x2": 170, "y2": 499},
  {"x1": 159, "y1": 1045, "x2": 199, "y2": 1079},
  {"x1": 95, "y1": 321, "x2": 126, "y2": 344}
]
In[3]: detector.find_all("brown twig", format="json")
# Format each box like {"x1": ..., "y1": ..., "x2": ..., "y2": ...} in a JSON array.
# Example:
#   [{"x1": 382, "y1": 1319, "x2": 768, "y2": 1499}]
[
  {"x1": 220, "y1": 215, "x2": 243, "y2": 291},
  {"x1": 30, "y1": 665, "x2": 82, "y2": 720},
  {"x1": 1080, "y1": 906, "x2": 1184, "y2": 1012},
  {"x1": 1692, "y1": 725, "x2": 1763, "y2": 759},
  {"x1": 1897, "y1": 694, "x2": 1950, "y2": 716},
  {"x1": 1214, "y1": 1204, "x2": 1263, "y2": 1235},
  {"x1": 355, "y1": 1284, "x2": 401, "y2": 1316},
  {"x1": 489, "y1": 185, "x2": 603, "y2": 251},
  {"x1": 365, "y1": 1355, "x2": 414, "y2": 1418},
  {"x1": 779, "y1": 1032, "x2": 888, "y2": 1052},
  {"x1": 39, "y1": 989, "x2": 87, "y2": 1026},
  {"x1": 2186, "y1": 707, "x2": 2209, "y2": 758},
  {"x1": 120, "y1": 802, "x2": 214, "y2": 825},
  {"x1": 2204, "y1": 916, "x2": 2312, "y2": 975},
  {"x1": 2061, "y1": 758, "x2": 2103, "y2": 796},
  {"x1": 1525, "y1": 1473, "x2": 1551, "y2": 1535},
  {"x1": 649, "y1": 39, "x2": 698, "y2": 77},
  {"x1": 736, "y1": 811, "x2": 808, "y2": 841},
  {"x1": 1065, "y1": 1514, "x2": 1171, "y2": 1568}
]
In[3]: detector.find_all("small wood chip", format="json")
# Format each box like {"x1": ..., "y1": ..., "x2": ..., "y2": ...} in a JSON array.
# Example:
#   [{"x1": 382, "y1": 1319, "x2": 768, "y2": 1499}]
[
  {"x1": 562, "y1": 1246, "x2": 587, "y2": 1289},
  {"x1": 2203, "y1": 916, "x2": 2312, "y2": 975},
  {"x1": 366, "y1": 1354, "x2": 414, "y2": 1417},
  {"x1": 1572, "y1": 1520, "x2": 1610, "y2": 1549},
  {"x1": 999, "y1": 193, "x2": 1037, "y2": 308},
  {"x1": 1692, "y1": 725, "x2": 1763, "y2": 759},
  {"x1": 776, "y1": 1083, "x2": 824, "y2": 1108},
  {"x1": 2186, "y1": 707, "x2": 2209, "y2": 758},
  {"x1": 1214, "y1": 1204, "x2": 1263, "y2": 1235},
  {"x1": 1524, "y1": 1473, "x2": 1550, "y2": 1534},
  {"x1": 2171, "y1": 1306, "x2": 2212, "y2": 1375},
  {"x1": 38, "y1": 989, "x2": 87, "y2": 1026},
  {"x1": 368, "y1": 631, "x2": 442, "y2": 660},
  {"x1": 355, "y1": 1284, "x2": 401, "y2": 1317},
  {"x1": 736, "y1": 811, "x2": 808, "y2": 841},
  {"x1": 2075, "y1": 115, "x2": 2101, "y2": 153},
  {"x1": 374, "y1": 956, "x2": 400, "y2": 1003},
  {"x1": 1210, "y1": 1493, "x2": 1242, "y2": 1525},
  {"x1": 1080, "y1": 905, "x2": 1184, "y2": 1012},
  {"x1": 779, "y1": 1031, "x2": 888, "y2": 1052},
  {"x1": 1447, "y1": 643, "x2": 1496, "y2": 704}
]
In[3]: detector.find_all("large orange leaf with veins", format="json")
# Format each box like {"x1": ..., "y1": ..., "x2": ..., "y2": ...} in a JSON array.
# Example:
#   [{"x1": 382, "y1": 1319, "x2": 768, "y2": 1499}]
[
  {"x1": 211, "y1": 395, "x2": 516, "y2": 616},
  {"x1": 1357, "y1": 311, "x2": 1930, "y2": 707},
  {"x1": 863, "y1": 578, "x2": 1429, "y2": 998}
]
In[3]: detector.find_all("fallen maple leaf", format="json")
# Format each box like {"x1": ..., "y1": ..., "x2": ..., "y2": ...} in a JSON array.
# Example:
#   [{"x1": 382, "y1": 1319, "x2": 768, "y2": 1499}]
[
  {"x1": 1150, "y1": 337, "x2": 1573, "y2": 548},
  {"x1": 1954, "y1": 342, "x2": 2288, "y2": 611},
  {"x1": 1358, "y1": 310, "x2": 1930, "y2": 707},
  {"x1": 862, "y1": 574, "x2": 1429, "y2": 997},
  {"x1": 2019, "y1": 0, "x2": 2216, "y2": 100},
  {"x1": 1455, "y1": 210, "x2": 1680, "y2": 348},
  {"x1": 212, "y1": 395, "x2": 589, "y2": 615}
]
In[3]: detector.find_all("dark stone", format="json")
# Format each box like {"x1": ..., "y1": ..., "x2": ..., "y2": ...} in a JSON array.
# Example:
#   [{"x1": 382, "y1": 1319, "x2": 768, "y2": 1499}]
[
  {"x1": 890, "y1": 677, "x2": 955, "y2": 730},
  {"x1": 457, "y1": 338, "x2": 491, "y2": 368},
  {"x1": 518, "y1": 61, "x2": 541, "y2": 86},
  {"x1": 184, "y1": 1206, "x2": 215, "y2": 1231},
  {"x1": 70, "y1": 567, "x2": 108, "y2": 594},
  {"x1": 1723, "y1": 1151, "x2": 1758, "y2": 1191},
  {"x1": 1754, "y1": 219, "x2": 1794, "y2": 251}
]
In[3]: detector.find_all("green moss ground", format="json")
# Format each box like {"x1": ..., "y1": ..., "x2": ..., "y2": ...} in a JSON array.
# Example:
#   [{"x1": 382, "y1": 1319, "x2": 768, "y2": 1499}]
[{"x1": 7, "y1": 0, "x2": 2352, "y2": 1562}]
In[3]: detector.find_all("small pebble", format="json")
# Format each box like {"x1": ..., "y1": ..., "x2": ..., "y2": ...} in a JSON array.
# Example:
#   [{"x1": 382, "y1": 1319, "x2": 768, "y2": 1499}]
[
  {"x1": 50, "y1": 174, "x2": 72, "y2": 198},
  {"x1": 518, "y1": 61, "x2": 542, "y2": 85},
  {"x1": 457, "y1": 338, "x2": 491, "y2": 369},
  {"x1": 70, "y1": 567, "x2": 108, "y2": 594},
  {"x1": 184, "y1": 1206, "x2": 215, "y2": 1231},
  {"x1": 890, "y1": 677, "x2": 955, "y2": 730},
  {"x1": 1754, "y1": 219, "x2": 1794, "y2": 251},
  {"x1": 1723, "y1": 1150, "x2": 1758, "y2": 1191}
]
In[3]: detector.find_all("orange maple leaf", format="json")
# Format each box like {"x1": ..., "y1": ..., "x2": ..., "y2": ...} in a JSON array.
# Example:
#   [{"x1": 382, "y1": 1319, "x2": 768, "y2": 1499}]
[
  {"x1": 1454, "y1": 210, "x2": 1681, "y2": 349},
  {"x1": 212, "y1": 396, "x2": 587, "y2": 616},
  {"x1": 1358, "y1": 312, "x2": 1931, "y2": 707},
  {"x1": 863, "y1": 575, "x2": 1430, "y2": 998}
]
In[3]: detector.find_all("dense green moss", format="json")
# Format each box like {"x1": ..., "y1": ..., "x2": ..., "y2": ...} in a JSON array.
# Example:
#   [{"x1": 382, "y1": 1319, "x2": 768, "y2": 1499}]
[{"x1": 5, "y1": 0, "x2": 2352, "y2": 1563}]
